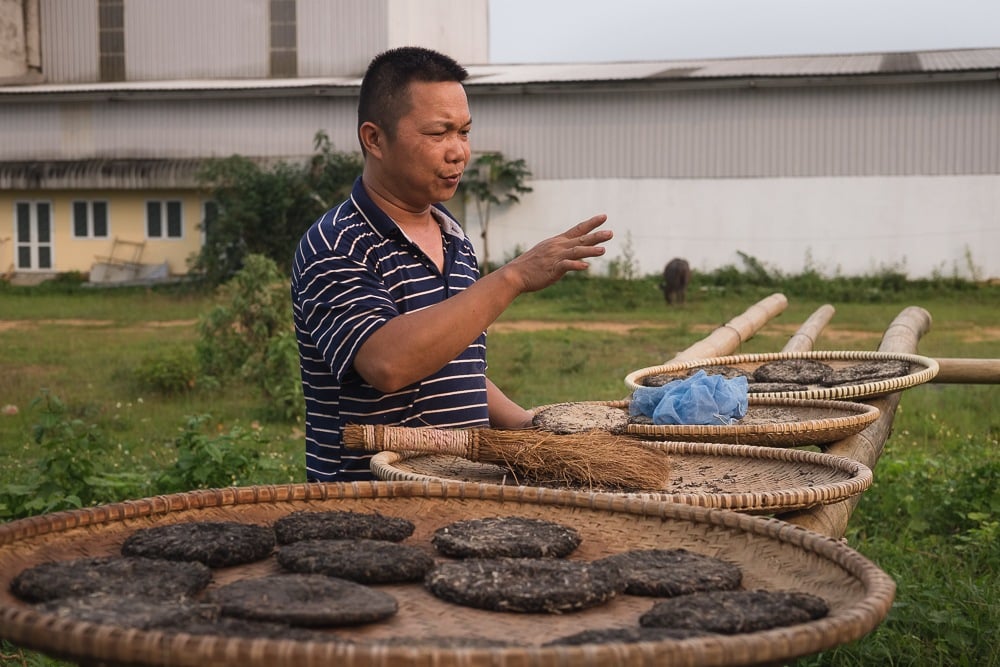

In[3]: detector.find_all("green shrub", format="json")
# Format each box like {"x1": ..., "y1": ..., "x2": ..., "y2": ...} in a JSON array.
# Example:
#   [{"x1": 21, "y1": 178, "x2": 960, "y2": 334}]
[
  {"x1": 132, "y1": 347, "x2": 201, "y2": 394},
  {"x1": 154, "y1": 414, "x2": 280, "y2": 493},
  {"x1": 196, "y1": 254, "x2": 303, "y2": 420},
  {"x1": 259, "y1": 329, "x2": 305, "y2": 422},
  {"x1": 193, "y1": 131, "x2": 361, "y2": 285},
  {"x1": 0, "y1": 392, "x2": 149, "y2": 519}
]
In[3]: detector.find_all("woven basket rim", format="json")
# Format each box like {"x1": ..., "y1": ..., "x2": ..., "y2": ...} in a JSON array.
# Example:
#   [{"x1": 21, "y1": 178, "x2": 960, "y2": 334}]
[
  {"x1": 533, "y1": 397, "x2": 881, "y2": 446},
  {"x1": 623, "y1": 350, "x2": 939, "y2": 400},
  {"x1": 0, "y1": 482, "x2": 894, "y2": 667},
  {"x1": 371, "y1": 440, "x2": 873, "y2": 513}
]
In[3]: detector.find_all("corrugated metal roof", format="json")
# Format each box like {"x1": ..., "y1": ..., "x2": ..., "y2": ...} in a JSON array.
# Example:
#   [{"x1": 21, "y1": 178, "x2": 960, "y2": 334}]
[
  {"x1": 469, "y1": 48, "x2": 1000, "y2": 84},
  {"x1": 1, "y1": 47, "x2": 998, "y2": 97},
  {"x1": 0, "y1": 76, "x2": 363, "y2": 96},
  {"x1": 918, "y1": 48, "x2": 1000, "y2": 71},
  {"x1": 0, "y1": 157, "x2": 295, "y2": 189},
  {"x1": 0, "y1": 159, "x2": 208, "y2": 189}
]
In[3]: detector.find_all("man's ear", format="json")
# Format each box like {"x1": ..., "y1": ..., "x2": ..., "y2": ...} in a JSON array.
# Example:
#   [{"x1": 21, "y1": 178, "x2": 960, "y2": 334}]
[{"x1": 359, "y1": 122, "x2": 383, "y2": 158}]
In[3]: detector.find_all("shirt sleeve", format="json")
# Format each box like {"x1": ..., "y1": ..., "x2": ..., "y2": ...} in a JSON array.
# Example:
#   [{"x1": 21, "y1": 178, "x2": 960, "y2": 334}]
[{"x1": 296, "y1": 251, "x2": 399, "y2": 383}]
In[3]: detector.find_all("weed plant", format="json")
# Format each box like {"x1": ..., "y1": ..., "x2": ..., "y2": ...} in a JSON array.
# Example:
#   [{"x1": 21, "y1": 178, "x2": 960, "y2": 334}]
[{"x1": 0, "y1": 265, "x2": 997, "y2": 666}]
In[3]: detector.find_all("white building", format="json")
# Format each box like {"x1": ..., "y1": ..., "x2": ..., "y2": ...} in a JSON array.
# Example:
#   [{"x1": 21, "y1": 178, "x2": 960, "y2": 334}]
[{"x1": 1, "y1": 0, "x2": 998, "y2": 280}]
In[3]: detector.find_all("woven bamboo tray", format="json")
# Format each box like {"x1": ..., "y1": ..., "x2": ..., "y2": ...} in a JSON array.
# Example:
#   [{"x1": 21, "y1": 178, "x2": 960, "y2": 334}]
[
  {"x1": 0, "y1": 482, "x2": 894, "y2": 667},
  {"x1": 371, "y1": 441, "x2": 872, "y2": 513},
  {"x1": 624, "y1": 350, "x2": 939, "y2": 400},
  {"x1": 533, "y1": 397, "x2": 881, "y2": 446}
]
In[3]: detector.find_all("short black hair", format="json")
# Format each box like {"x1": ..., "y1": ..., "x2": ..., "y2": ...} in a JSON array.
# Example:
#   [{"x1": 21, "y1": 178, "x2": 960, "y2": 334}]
[{"x1": 357, "y1": 46, "x2": 468, "y2": 150}]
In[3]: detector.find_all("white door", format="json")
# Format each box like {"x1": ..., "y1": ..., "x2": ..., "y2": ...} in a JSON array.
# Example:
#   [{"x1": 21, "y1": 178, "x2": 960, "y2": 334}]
[{"x1": 15, "y1": 201, "x2": 53, "y2": 270}]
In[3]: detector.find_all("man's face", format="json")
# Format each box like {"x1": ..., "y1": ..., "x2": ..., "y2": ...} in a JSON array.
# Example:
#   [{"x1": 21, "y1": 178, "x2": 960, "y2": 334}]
[{"x1": 379, "y1": 80, "x2": 471, "y2": 210}]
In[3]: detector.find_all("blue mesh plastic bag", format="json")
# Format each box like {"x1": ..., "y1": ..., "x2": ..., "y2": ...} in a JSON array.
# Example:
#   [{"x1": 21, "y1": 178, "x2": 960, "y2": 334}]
[{"x1": 629, "y1": 369, "x2": 749, "y2": 426}]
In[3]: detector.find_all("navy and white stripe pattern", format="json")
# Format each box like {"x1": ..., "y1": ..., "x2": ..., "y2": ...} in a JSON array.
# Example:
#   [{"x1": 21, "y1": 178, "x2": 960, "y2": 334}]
[{"x1": 291, "y1": 178, "x2": 488, "y2": 482}]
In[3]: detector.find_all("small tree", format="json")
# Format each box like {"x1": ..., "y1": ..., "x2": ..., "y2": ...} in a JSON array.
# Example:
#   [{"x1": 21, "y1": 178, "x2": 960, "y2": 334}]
[
  {"x1": 458, "y1": 152, "x2": 533, "y2": 273},
  {"x1": 196, "y1": 254, "x2": 303, "y2": 421},
  {"x1": 193, "y1": 131, "x2": 362, "y2": 286}
]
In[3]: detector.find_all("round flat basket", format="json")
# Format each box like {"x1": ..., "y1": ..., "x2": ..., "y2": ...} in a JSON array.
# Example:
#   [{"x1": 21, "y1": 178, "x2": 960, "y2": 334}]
[
  {"x1": 371, "y1": 441, "x2": 872, "y2": 513},
  {"x1": 532, "y1": 397, "x2": 881, "y2": 447},
  {"x1": 624, "y1": 350, "x2": 939, "y2": 400},
  {"x1": 0, "y1": 482, "x2": 893, "y2": 667}
]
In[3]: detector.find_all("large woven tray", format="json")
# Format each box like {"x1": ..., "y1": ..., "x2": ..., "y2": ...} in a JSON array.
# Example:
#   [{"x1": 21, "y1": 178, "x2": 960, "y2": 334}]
[
  {"x1": 0, "y1": 482, "x2": 894, "y2": 667},
  {"x1": 371, "y1": 441, "x2": 872, "y2": 513},
  {"x1": 534, "y1": 397, "x2": 881, "y2": 446},
  {"x1": 624, "y1": 350, "x2": 939, "y2": 400}
]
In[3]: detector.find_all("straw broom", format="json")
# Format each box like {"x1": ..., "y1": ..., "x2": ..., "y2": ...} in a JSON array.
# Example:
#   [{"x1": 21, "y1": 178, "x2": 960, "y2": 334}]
[{"x1": 342, "y1": 424, "x2": 672, "y2": 491}]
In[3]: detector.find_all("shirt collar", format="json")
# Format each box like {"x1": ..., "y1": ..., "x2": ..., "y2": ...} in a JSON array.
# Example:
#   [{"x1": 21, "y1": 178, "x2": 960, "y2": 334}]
[{"x1": 350, "y1": 176, "x2": 466, "y2": 241}]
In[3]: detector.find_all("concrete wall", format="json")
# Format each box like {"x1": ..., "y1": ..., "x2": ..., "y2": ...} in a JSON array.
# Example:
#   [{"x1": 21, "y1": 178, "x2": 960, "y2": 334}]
[
  {"x1": 472, "y1": 174, "x2": 1000, "y2": 280},
  {"x1": 0, "y1": 0, "x2": 26, "y2": 79},
  {"x1": 36, "y1": 0, "x2": 489, "y2": 83}
]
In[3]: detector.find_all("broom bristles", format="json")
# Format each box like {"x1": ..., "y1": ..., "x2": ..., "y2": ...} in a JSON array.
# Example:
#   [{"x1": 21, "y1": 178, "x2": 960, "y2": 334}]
[
  {"x1": 342, "y1": 424, "x2": 671, "y2": 491},
  {"x1": 474, "y1": 429, "x2": 671, "y2": 491}
]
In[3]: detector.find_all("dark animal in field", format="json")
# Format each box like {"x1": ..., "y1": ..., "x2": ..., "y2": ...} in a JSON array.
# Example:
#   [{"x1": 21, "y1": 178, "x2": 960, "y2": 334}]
[{"x1": 661, "y1": 258, "x2": 691, "y2": 306}]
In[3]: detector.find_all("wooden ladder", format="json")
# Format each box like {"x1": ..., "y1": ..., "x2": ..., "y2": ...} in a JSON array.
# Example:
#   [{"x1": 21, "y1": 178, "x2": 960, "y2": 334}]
[{"x1": 95, "y1": 237, "x2": 146, "y2": 278}]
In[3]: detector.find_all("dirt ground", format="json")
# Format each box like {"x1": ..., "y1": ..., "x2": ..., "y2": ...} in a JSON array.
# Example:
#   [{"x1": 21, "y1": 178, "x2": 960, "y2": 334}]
[
  {"x1": 488, "y1": 320, "x2": 880, "y2": 344},
  {"x1": 0, "y1": 319, "x2": 195, "y2": 332},
  {"x1": 1, "y1": 318, "x2": 997, "y2": 344}
]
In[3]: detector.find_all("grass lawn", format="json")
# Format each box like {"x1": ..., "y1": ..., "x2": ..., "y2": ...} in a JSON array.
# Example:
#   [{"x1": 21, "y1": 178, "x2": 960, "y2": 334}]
[{"x1": 0, "y1": 278, "x2": 997, "y2": 666}]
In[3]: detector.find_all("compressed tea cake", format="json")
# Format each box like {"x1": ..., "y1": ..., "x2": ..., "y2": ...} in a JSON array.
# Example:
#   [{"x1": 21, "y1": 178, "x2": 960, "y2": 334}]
[
  {"x1": 640, "y1": 589, "x2": 829, "y2": 634},
  {"x1": 10, "y1": 556, "x2": 211, "y2": 603},
  {"x1": 532, "y1": 402, "x2": 630, "y2": 434},
  {"x1": 821, "y1": 359, "x2": 912, "y2": 386},
  {"x1": 425, "y1": 557, "x2": 621, "y2": 613},
  {"x1": 121, "y1": 521, "x2": 275, "y2": 568},
  {"x1": 431, "y1": 516, "x2": 581, "y2": 558},
  {"x1": 38, "y1": 594, "x2": 211, "y2": 630},
  {"x1": 545, "y1": 626, "x2": 710, "y2": 645},
  {"x1": 206, "y1": 574, "x2": 398, "y2": 627},
  {"x1": 595, "y1": 548, "x2": 742, "y2": 596},
  {"x1": 273, "y1": 510, "x2": 414, "y2": 544},
  {"x1": 752, "y1": 359, "x2": 833, "y2": 385},
  {"x1": 277, "y1": 538, "x2": 434, "y2": 584}
]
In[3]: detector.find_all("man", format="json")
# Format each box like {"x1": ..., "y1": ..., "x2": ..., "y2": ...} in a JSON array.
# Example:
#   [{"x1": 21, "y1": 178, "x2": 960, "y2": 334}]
[{"x1": 291, "y1": 46, "x2": 611, "y2": 482}]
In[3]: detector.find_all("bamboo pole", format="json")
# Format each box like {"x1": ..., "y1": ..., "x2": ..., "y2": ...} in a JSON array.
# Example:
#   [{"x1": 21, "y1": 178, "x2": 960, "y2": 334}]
[
  {"x1": 779, "y1": 306, "x2": 934, "y2": 538},
  {"x1": 932, "y1": 357, "x2": 1000, "y2": 384},
  {"x1": 669, "y1": 293, "x2": 788, "y2": 362},
  {"x1": 782, "y1": 304, "x2": 836, "y2": 353}
]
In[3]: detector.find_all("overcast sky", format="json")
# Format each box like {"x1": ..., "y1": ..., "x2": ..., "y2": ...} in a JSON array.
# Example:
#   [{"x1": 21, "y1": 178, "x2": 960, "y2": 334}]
[{"x1": 488, "y1": 0, "x2": 1000, "y2": 63}]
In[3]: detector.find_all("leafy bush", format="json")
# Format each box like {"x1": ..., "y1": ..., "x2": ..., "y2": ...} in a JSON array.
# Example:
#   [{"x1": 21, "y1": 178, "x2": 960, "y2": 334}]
[
  {"x1": 193, "y1": 130, "x2": 361, "y2": 286},
  {"x1": 196, "y1": 254, "x2": 303, "y2": 421},
  {"x1": 0, "y1": 392, "x2": 149, "y2": 519},
  {"x1": 529, "y1": 272, "x2": 661, "y2": 313},
  {"x1": 132, "y1": 347, "x2": 201, "y2": 395},
  {"x1": 686, "y1": 253, "x2": 996, "y2": 303},
  {"x1": 457, "y1": 151, "x2": 533, "y2": 273},
  {"x1": 259, "y1": 329, "x2": 305, "y2": 422},
  {"x1": 154, "y1": 414, "x2": 279, "y2": 493},
  {"x1": 869, "y1": 455, "x2": 998, "y2": 538}
]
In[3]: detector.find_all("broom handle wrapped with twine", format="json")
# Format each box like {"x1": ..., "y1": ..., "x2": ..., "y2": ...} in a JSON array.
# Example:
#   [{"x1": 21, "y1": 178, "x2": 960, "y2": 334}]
[{"x1": 345, "y1": 424, "x2": 487, "y2": 458}]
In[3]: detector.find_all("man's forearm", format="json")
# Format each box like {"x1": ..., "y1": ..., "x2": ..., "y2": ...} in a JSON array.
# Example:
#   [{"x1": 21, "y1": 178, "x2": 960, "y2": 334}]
[
  {"x1": 353, "y1": 268, "x2": 522, "y2": 392},
  {"x1": 487, "y1": 378, "x2": 534, "y2": 429}
]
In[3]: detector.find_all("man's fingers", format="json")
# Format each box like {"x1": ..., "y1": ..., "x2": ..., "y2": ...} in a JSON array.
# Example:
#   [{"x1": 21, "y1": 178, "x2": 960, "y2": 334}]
[
  {"x1": 580, "y1": 229, "x2": 613, "y2": 247},
  {"x1": 565, "y1": 214, "x2": 608, "y2": 239},
  {"x1": 576, "y1": 243, "x2": 607, "y2": 259}
]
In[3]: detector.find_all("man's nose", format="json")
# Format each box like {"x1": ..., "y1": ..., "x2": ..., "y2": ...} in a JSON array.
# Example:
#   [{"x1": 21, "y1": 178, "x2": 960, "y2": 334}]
[{"x1": 445, "y1": 136, "x2": 469, "y2": 162}]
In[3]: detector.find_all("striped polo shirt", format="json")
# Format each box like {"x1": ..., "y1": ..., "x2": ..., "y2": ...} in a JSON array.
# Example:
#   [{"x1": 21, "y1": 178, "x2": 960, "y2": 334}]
[{"x1": 291, "y1": 177, "x2": 489, "y2": 482}]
